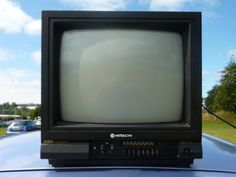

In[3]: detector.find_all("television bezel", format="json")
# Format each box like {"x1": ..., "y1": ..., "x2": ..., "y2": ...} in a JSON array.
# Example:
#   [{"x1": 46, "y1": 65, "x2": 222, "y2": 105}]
[{"x1": 41, "y1": 11, "x2": 201, "y2": 142}]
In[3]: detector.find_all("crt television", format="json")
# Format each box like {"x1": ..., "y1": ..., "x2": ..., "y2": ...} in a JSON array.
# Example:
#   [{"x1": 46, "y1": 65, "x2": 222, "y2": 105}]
[{"x1": 41, "y1": 11, "x2": 202, "y2": 167}]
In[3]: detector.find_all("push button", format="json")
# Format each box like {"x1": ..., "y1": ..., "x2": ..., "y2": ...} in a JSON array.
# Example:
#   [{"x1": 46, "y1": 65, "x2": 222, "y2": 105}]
[
  {"x1": 155, "y1": 148, "x2": 159, "y2": 156},
  {"x1": 151, "y1": 149, "x2": 154, "y2": 156},
  {"x1": 122, "y1": 149, "x2": 126, "y2": 155},
  {"x1": 100, "y1": 150, "x2": 104, "y2": 155},
  {"x1": 146, "y1": 149, "x2": 150, "y2": 156},
  {"x1": 142, "y1": 149, "x2": 145, "y2": 156},
  {"x1": 137, "y1": 149, "x2": 141, "y2": 157},
  {"x1": 127, "y1": 149, "x2": 131, "y2": 156},
  {"x1": 132, "y1": 149, "x2": 136, "y2": 156}
]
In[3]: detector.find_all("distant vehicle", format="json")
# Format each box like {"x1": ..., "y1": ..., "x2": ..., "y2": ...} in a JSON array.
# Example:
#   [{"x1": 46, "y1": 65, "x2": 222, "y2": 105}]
[
  {"x1": 6, "y1": 120, "x2": 39, "y2": 134},
  {"x1": 5, "y1": 120, "x2": 14, "y2": 126},
  {"x1": 35, "y1": 118, "x2": 41, "y2": 128},
  {"x1": 0, "y1": 121, "x2": 7, "y2": 127}
]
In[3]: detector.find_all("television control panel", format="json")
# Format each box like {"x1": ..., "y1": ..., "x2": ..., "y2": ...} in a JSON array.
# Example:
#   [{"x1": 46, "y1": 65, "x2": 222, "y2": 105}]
[
  {"x1": 90, "y1": 141, "x2": 177, "y2": 159},
  {"x1": 41, "y1": 140, "x2": 202, "y2": 167}
]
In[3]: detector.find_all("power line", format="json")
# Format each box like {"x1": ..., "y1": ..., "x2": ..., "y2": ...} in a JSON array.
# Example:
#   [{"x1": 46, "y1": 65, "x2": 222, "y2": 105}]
[{"x1": 202, "y1": 104, "x2": 236, "y2": 129}]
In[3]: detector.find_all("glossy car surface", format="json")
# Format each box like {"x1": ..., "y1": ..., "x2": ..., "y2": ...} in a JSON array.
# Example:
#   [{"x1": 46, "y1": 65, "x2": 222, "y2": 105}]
[
  {"x1": 6, "y1": 120, "x2": 38, "y2": 134},
  {"x1": 0, "y1": 131, "x2": 236, "y2": 177}
]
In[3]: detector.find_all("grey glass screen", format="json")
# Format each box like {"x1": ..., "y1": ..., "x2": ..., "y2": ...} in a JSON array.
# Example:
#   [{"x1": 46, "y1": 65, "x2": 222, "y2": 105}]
[{"x1": 60, "y1": 29, "x2": 183, "y2": 123}]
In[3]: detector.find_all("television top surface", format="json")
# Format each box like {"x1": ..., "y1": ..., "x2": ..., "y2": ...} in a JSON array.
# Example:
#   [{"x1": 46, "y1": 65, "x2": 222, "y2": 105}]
[{"x1": 0, "y1": 131, "x2": 236, "y2": 177}]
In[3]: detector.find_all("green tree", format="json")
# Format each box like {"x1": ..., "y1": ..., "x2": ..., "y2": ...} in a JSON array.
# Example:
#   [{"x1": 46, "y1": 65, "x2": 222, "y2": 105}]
[
  {"x1": 11, "y1": 102, "x2": 17, "y2": 109},
  {"x1": 215, "y1": 60, "x2": 236, "y2": 113},
  {"x1": 205, "y1": 59, "x2": 236, "y2": 113},
  {"x1": 16, "y1": 107, "x2": 31, "y2": 118},
  {"x1": 0, "y1": 102, "x2": 17, "y2": 114},
  {"x1": 205, "y1": 85, "x2": 219, "y2": 112},
  {"x1": 30, "y1": 106, "x2": 41, "y2": 119}
]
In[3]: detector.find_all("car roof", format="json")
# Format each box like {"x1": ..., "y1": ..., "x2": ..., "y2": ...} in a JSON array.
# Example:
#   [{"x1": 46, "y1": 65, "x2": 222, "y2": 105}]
[
  {"x1": 12, "y1": 119, "x2": 32, "y2": 122},
  {"x1": 0, "y1": 131, "x2": 236, "y2": 177}
]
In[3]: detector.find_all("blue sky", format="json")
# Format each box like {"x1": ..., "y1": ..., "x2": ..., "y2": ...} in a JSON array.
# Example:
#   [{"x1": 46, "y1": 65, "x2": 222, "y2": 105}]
[{"x1": 0, "y1": 0, "x2": 235, "y2": 104}]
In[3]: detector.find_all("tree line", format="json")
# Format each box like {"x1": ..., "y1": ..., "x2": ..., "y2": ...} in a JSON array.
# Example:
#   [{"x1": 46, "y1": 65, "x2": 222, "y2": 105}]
[
  {"x1": 0, "y1": 102, "x2": 41, "y2": 119},
  {"x1": 205, "y1": 59, "x2": 236, "y2": 114}
]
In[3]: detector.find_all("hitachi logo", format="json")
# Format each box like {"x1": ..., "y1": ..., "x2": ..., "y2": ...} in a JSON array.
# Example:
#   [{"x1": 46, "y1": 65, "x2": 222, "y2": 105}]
[{"x1": 110, "y1": 133, "x2": 133, "y2": 139}]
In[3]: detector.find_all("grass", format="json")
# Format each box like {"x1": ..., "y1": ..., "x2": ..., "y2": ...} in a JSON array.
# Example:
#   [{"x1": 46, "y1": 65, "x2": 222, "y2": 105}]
[
  {"x1": 0, "y1": 127, "x2": 7, "y2": 137},
  {"x1": 202, "y1": 111, "x2": 236, "y2": 144}
]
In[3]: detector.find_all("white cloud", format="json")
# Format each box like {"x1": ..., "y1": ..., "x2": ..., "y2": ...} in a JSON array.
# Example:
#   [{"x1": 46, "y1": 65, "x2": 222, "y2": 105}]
[
  {"x1": 0, "y1": 0, "x2": 30, "y2": 33},
  {"x1": 60, "y1": 0, "x2": 126, "y2": 10},
  {"x1": 0, "y1": 0, "x2": 41, "y2": 35},
  {"x1": 24, "y1": 19, "x2": 41, "y2": 36},
  {"x1": 7, "y1": 69, "x2": 30, "y2": 78},
  {"x1": 203, "y1": 11, "x2": 219, "y2": 19},
  {"x1": 202, "y1": 0, "x2": 219, "y2": 7},
  {"x1": 31, "y1": 50, "x2": 41, "y2": 64},
  {"x1": 199, "y1": 0, "x2": 220, "y2": 19},
  {"x1": 142, "y1": 0, "x2": 219, "y2": 17},
  {"x1": 0, "y1": 47, "x2": 14, "y2": 61},
  {"x1": 202, "y1": 69, "x2": 209, "y2": 76},
  {"x1": 227, "y1": 48, "x2": 236, "y2": 59},
  {"x1": 149, "y1": 0, "x2": 191, "y2": 11},
  {"x1": 0, "y1": 68, "x2": 40, "y2": 104},
  {"x1": 202, "y1": 69, "x2": 221, "y2": 98}
]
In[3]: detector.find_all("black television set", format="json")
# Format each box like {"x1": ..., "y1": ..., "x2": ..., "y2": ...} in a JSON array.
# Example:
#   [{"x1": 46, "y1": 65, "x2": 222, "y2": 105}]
[{"x1": 41, "y1": 11, "x2": 202, "y2": 167}]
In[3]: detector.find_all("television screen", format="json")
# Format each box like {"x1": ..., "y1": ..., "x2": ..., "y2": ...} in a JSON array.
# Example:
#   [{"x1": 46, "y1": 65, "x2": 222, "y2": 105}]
[{"x1": 60, "y1": 29, "x2": 183, "y2": 123}]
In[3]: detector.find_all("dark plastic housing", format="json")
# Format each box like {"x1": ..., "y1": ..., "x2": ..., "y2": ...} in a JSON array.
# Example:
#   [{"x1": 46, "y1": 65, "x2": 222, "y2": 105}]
[{"x1": 41, "y1": 11, "x2": 202, "y2": 166}]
